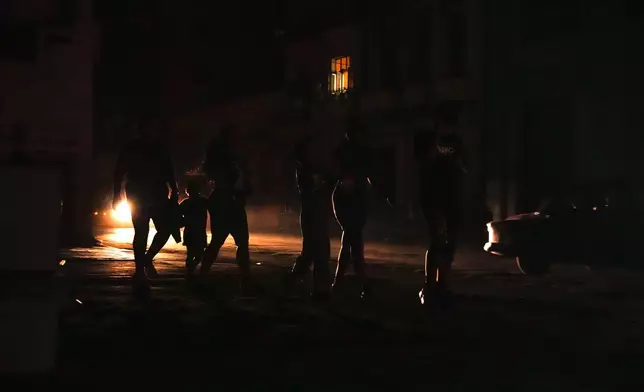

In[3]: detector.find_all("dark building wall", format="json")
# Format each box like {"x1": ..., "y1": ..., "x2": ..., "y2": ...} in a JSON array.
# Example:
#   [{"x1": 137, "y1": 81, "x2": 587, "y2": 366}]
[
  {"x1": 95, "y1": 0, "x2": 287, "y2": 148},
  {"x1": 166, "y1": 0, "x2": 488, "y2": 234},
  {"x1": 1, "y1": 0, "x2": 97, "y2": 243},
  {"x1": 280, "y1": 0, "x2": 485, "y2": 229},
  {"x1": 483, "y1": 0, "x2": 644, "y2": 217}
]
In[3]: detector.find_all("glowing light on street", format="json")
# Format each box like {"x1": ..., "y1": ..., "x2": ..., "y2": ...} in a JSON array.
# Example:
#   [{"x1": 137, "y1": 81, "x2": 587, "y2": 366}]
[{"x1": 112, "y1": 201, "x2": 132, "y2": 223}]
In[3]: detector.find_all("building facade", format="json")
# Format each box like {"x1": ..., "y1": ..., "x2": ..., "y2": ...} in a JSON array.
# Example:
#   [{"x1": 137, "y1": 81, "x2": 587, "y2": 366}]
[
  {"x1": 0, "y1": 0, "x2": 98, "y2": 244},
  {"x1": 482, "y1": 0, "x2": 644, "y2": 218},
  {"x1": 165, "y1": 0, "x2": 486, "y2": 237},
  {"x1": 168, "y1": 0, "x2": 644, "y2": 238},
  {"x1": 279, "y1": 0, "x2": 486, "y2": 230}
]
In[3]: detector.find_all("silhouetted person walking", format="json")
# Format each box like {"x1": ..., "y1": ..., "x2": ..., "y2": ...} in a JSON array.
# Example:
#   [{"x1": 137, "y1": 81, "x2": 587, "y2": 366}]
[
  {"x1": 113, "y1": 120, "x2": 179, "y2": 288},
  {"x1": 415, "y1": 105, "x2": 466, "y2": 310},
  {"x1": 285, "y1": 135, "x2": 332, "y2": 300},
  {"x1": 180, "y1": 180, "x2": 208, "y2": 277},
  {"x1": 331, "y1": 120, "x2": 392, "y2": 300},
  {"x1": 201, "y1": 124, "x2": 254, "y2": 292}
]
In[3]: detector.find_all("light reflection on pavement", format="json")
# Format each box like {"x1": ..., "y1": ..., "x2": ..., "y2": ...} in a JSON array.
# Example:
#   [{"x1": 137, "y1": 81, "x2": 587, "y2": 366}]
[
  {"x1": 61, "y1": 226, "x2": 431, "y2": 266},
  {"x1": 58, "y1": 226, "x2": 544, "y2": 283},
  {"x1": 68, "y1": 227, "x2": 630, "y2": 278},
  {"x1": 58, "y1": 226, "x2": 644, "y2": 301},
  {"x1": 56, "y1": 227, "x2": 644, "y2": 338}
]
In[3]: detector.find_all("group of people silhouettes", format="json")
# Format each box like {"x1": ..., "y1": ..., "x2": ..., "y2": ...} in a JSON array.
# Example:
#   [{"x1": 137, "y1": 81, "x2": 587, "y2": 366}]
[{"x1": 112, "y1": 104, "x2": 466, "y2": 308}]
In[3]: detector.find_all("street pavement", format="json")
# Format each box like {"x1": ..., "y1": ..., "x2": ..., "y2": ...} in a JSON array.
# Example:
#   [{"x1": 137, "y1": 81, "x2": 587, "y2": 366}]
[{"x1": 47, "y1": 226, "x2": 644, "y2": 390}]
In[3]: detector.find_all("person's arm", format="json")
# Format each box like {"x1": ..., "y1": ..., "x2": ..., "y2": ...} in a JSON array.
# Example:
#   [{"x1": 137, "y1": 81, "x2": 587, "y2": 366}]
[
  {"x1": 112, "y1": 148, "x2": 127, "y2": 209},
  {"x1": 178, "y1": 199, "x2": 188, "y2": 228},
  {"x1": 294, "y1": 149, "x2": 316, "y2": 195},
  {"x1": 364, "y1": 146, "x2": 394, "y2": 206}
]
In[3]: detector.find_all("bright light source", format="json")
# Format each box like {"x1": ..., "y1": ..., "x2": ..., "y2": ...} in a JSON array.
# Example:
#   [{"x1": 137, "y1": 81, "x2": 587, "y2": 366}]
[{"x1": 112, "y1": 200, "x2": 132, "y2": 223}]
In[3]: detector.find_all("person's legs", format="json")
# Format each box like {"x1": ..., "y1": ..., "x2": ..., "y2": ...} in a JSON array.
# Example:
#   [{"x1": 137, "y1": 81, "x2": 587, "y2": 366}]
[
  {"x1": 311, "y1": 221, "x2": 331, "y2": 296},
  {"x1": 145, "y1": 206, "x2": 171, "y2": 277},
  {"x1": 229, "y1": 204, "x2": 251, "y2": 285},
  {"x1": 130, "y1": 205, "x2": 150, "y2": 275},
  {"x1": 334, "y1": 190, "x2": 368, "y2": 298},
  {"x1": 291, "y1": 207, "x2": 314, "y2": 279},
  {"x1": 201, "y1": 226, "x2": 229, "y2": 275},
  {"x1": 186, "y1": 246, "x2": 197, "y2": 268},
  {"x1": 348, "y1": 226, "x2": 367, "y2": 294},
  {"x1": 187, "y1": 244, "x2": 205, "y2": 278},
  {"x1": 291, "y1": 254, "x2": 312, "y2": 278},
  {"x1": 194, "y1": 245, "x2": 205, "y2": 265},
  {"x1": 422, "y1": 247, "x2": 440, "y2": 303},
  {"x1": 429, "y1": 243, "x2": 455, "y2": 310},
  {"x1": 148, "y1": 206, "x2": 172, "y2": 260},
  {"x1": 436, "y1": 217, "x2": 457, "y2": 296},
  {"x1": 332, "y1": 190, "x2": 351, "y2": 289},
  {"x1": 420, "y1": 211, "x2": 456, "y2": 308},
  {"x1": 347, "y1": 201, "x2": 368, "y2": 289},
  {"x1": 333, "y1": 230, "x2": 351, "y2": 286},
  {"x1": 424, "y1": 222, "x2": 441, "y2": 289},
  {"x1": 202, "y1": 195, "x2": 229, "y2": 275},
  {"x1": 419, "y1": 204, "x2": 438, "y2": 305}
]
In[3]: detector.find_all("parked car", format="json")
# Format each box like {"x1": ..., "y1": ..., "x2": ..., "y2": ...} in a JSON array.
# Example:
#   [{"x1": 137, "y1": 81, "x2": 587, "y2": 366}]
[{"x1": 484, "y1": 181, "x2": 642, "y2": 275}]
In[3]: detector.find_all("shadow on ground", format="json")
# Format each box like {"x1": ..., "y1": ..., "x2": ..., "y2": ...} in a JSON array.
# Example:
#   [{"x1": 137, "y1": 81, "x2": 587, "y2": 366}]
[{"x1": 44, "y1": 259, "x2": 644, "y2": 391}]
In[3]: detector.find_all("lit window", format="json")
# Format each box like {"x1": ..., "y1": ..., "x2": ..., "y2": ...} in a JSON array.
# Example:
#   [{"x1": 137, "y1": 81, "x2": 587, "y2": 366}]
[{"x1": 329, "y1": 56, "x2": 352, "y2": 94}]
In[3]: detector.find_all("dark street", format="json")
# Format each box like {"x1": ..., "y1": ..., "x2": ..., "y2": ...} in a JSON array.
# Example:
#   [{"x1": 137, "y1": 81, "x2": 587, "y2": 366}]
[
  {"x1": 3, "y1": 0, "x2": 644, "y2": 390},
  {"x1": 48, "y1": 226, "x2": 644, "y2": 390}
]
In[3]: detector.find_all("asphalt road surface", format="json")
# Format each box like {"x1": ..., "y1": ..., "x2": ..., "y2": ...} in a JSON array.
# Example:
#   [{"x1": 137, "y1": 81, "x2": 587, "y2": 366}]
[{"x1": 48, "y1": 226, "x2": 644, "y2": 390}]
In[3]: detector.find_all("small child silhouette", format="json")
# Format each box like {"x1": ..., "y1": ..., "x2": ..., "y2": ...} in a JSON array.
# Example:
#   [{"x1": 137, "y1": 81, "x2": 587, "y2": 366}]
[{"x1": 179, "y1": 180, "x2": 208, "y2": 276}]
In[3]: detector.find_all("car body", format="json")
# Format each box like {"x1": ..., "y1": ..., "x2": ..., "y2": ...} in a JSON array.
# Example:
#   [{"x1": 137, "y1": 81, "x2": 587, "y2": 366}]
[{"x1": 484, "y1": 180, "x2": 643, "y2": 274}]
